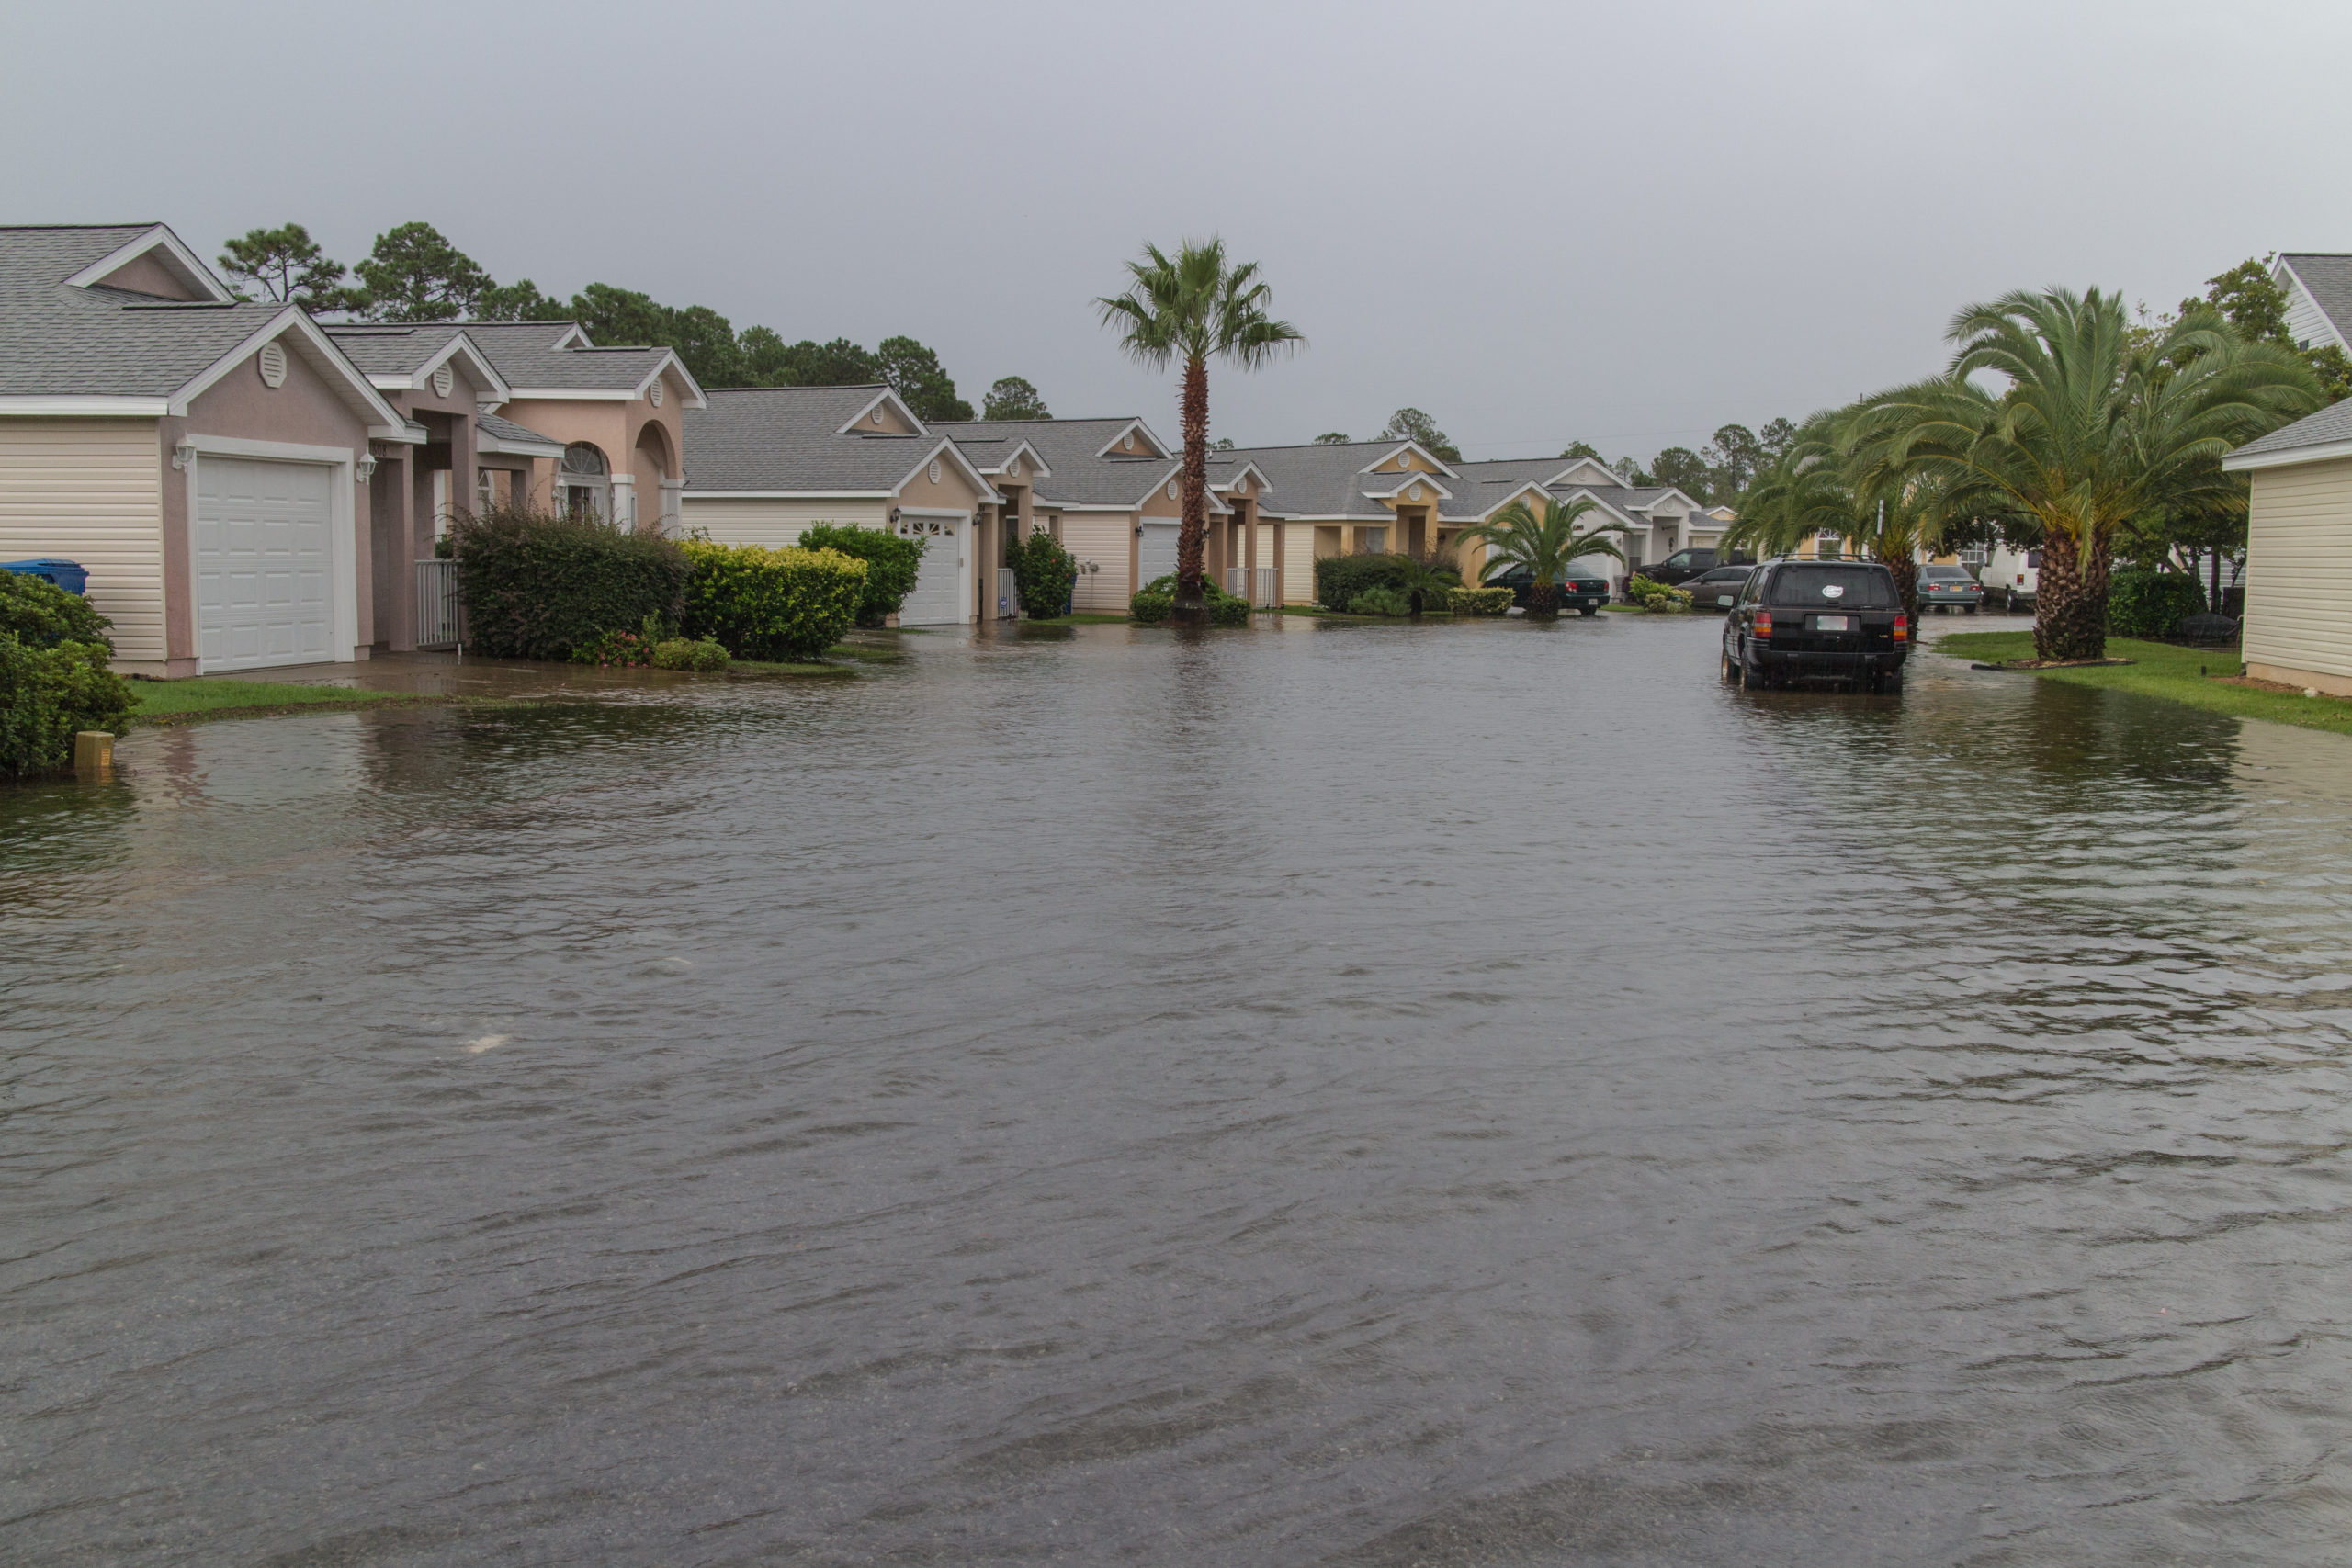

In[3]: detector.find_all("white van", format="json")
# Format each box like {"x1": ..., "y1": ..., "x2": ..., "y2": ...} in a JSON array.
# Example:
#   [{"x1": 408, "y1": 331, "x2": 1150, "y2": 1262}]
[{"x1": 1981, "y1": 544, "x2": 2041, "y2": 612}]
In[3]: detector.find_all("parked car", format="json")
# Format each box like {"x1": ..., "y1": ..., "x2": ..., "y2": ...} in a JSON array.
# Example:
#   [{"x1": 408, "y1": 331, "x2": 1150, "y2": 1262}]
[
  {"x1": 1916, "y1": 562, "x2": 1983, "y2": 613},
  {"x1": 1640, "y1": 547, "x2": 1752, "y2": 587},
  {"x1": 1487, "y1": 565, "x2": 1611, "y2": 615},
  {"x1": 1721, "y1": 559, "x2": 1909, "y2": 692},
  {"x1": 1980, "y1": 547, "x2": 2041, "y2": 612},
  {"x1": 1684, "y1": 563, "x2": 1757, "y2": 611}
]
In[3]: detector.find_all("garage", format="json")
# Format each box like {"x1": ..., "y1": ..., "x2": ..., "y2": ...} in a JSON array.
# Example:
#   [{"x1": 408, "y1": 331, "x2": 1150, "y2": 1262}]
[
  {"x1": 193, "y1": 457, "x2": 336, "y2": 671},
  {"x1": 1137, "y1": 520, "x2": 1180, "y2": 587},
  {"x1": 893, "y1": 511, "x2": 969, "y2": 626}
]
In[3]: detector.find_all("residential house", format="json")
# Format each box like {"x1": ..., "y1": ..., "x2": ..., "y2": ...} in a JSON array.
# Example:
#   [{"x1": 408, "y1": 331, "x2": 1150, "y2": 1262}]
[
  {"x1": 681, "y1": 385, "x2": 1008, "y2": 625},
  {"x1": 933, "y1": 416, "x2": 1231, "y2": 611},
  {"x1": 457, "y1": 321, "x2": 704, "y2": 533},
  {"x1": 2274, "y1": 254, "x2": 2352, "y2": 358},
  {"x1": 2222, "y1": 398, "x2": 2352, "y2": 695},
  {"x1": 0, "y1": 223, "x2": 413, "y2": 675}
]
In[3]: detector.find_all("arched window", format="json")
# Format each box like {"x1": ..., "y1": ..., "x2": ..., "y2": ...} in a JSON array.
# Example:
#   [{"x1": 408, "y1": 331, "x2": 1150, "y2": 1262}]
[{"x1": 560, "y1": 443, "x2": 609, "y2": 522}]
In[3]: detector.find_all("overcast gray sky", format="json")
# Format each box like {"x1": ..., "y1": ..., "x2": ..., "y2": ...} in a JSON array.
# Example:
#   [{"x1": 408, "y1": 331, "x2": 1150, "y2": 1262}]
[{"x1": 9, "y1": 0, "x2": 2346, "y2": 461}]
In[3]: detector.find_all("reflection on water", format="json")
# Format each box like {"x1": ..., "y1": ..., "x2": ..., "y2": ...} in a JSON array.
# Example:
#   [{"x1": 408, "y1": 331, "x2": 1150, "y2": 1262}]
[{"x1": 6, "y1": 616, "x2": 2352, "y2": 1565}]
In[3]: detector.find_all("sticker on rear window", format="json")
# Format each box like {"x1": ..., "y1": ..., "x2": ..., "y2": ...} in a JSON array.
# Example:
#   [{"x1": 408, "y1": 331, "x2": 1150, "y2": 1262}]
[{"x1": 1822, "y1": 583, "x2": 1845, "y2": 599}]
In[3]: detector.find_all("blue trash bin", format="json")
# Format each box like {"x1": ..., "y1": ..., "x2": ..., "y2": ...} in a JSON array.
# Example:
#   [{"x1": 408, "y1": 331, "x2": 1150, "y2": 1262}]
[{"x1": 2, "y1": 559, "x2": 88, "y2": 595}]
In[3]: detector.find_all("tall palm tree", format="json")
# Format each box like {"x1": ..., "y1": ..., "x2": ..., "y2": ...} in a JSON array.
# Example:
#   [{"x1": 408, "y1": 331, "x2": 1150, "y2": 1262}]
[
  {"x1": 1846, "y1": 288, "x2": 2317, "y2": 660},
  {"x1": 1464, "y1": 495, "x2": 1623, "y2": 618},
  {"x1": 1098, "y1": 240, "x2": 1303, "y2": 623}
]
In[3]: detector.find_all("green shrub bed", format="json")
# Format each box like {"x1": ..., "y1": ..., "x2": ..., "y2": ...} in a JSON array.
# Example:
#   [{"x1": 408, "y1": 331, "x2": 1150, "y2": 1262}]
[
  {"x1": 451, "y1": 506, "x2": 689, "y2": 660},
  {"x1": 681, "y1": 541, "x2": 866, "y2": 660},
  {"x1": 1313, "y1": 551, "x2": 1459, "y2": 612},
  {"x1": 1625, "y1": 574, "x2": 1693, "y2": 612},
  {"x1": 0, "y1": 573, "x2": 133, "y2": 776},
  {"x1": 798, "y1": 523, "x2": 924, "y2": 627},
  {"x1": 1131, "y1": 574, "x2": 1251, "y2": 626},
  {"x1": 1449, "y1": 585, "x2": 1513, "y2": 615},
  {"x1": 2107, "y1": 567, "x2": 2206, "y2": 638},
  {"x1": 653, "y1": 637, "x2": 730, "y2": 671}
]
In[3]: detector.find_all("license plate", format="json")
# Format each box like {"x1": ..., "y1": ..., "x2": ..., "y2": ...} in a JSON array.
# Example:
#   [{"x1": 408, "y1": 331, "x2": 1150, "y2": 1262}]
[{"x1": 1811, "y1": 615, "x2": 1852, "y2": 631}]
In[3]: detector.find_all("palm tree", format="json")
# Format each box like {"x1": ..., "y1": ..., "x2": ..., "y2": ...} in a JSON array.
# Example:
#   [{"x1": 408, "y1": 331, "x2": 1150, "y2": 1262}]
[
  {"x1": 1464, "y1": 495, "x2": 1623, "y2": 618},
  {"x1": 1098, "y1": 240, "x2": 1303, "y2": 623},
  {"x1": 1733, "y1": 417, "x2": 1957, "y2": 625},
  {"x1": 1846, "y1": 288, "x2": 2317, "y2": 660}
]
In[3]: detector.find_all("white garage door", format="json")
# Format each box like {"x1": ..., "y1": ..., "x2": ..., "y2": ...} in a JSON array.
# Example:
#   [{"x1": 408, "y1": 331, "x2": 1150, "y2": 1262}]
[
  {"x1": 895, "y1": 513, "x2": 967, "y2": 626},
  {"x1": 195, "y1": 457, "x2": 335, "y2": 671},
  {"x1": 1137, "y1": 521, "x2": 1179, "y2": 589}
]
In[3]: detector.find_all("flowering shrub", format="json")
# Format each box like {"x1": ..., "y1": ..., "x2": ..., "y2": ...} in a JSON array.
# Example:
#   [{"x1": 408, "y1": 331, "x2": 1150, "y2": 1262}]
[
  {"x1": 569, "y1": 626, "x2": 656, "y2": 667},
  {"x1": 680, "y1": 541, "x2": 866, "y2": 660}
]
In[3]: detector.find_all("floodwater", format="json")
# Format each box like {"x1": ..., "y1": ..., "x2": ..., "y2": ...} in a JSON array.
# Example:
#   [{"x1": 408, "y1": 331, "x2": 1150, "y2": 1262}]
[{"x1": 7, "y1": 614, "x2": 2352, "y2": 1566}]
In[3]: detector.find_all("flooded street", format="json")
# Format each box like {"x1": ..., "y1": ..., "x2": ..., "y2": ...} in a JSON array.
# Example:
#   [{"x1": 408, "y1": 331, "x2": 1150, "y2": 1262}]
[{"x1": 7, "y1": 613, "x2": 2352, "y2": 1565}]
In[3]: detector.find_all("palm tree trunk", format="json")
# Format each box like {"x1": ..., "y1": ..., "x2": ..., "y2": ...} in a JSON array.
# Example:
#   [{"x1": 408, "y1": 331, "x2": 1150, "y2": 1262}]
[
  {"x1": 1173, "y1": 354, "x2": 1209, "y2": 625},
  {"x1": 1526, "y1": 581, "x2": 1561, "y2": 619},
  {"x1": 1881, "y1": 554, "x2": 1920, "y2": 627},
  {"x1": 2034, "y1": 532, "x2": 2110, "y2": 660}
]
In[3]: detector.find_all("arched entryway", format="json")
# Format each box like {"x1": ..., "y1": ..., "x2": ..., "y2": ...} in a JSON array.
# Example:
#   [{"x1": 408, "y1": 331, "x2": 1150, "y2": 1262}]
[
  {"x1": 560, "y1": 443, "x2": 610, "y2": 522},
  {"x1": 633, "y1": 422, "x2": 678, "y2": 535}
]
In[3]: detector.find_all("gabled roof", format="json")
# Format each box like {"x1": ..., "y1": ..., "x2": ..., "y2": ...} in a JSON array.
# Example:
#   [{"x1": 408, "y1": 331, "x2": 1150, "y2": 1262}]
[
  {"x1": 61, "y1": 222, "x2": 234, "y2": 303},
  {"x1": 0, "y1": 223, "x2": 403, "y2": 432},
  {"x1": 934, "y1": 416, "x2": 1181, "y2": 508},
  {"x1": 2276, "y1": 254, "x2": 2352, "y2": 352},
  {"x1": 475, "y1": 409, "x2": 565, "y2": 459},
  {"x1": 1206, "y1": 438, "x2": 1454, "y2": 519},
  {"x1": 324, "y1": 323, "x2": 511, "y2": 401},
  {"x1": 456, "y1": 320, "x2": 707, "y2": 406},
  {"x1": 2222, "y1": 398, "x2": 2352, "y2": 472},
  {"x1": 1092, "y1": 418, "x2": 1173, "y2": 459},
  {"x1": 686, "y1": 385, "x2": 1001, "y2": 500}
]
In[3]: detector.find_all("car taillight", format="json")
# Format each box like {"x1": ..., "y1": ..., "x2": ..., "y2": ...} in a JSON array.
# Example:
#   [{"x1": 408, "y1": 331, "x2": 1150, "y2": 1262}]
[
  {"x1": 1754, "y1": 611, "x2": 1773, "y2": 639},
  {"x1": 1894, "y1": 614, "x2": 1908, "y2": 642}
]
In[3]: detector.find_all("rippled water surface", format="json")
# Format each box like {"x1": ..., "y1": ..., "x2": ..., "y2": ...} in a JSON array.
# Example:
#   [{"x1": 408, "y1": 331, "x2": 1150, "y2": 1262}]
[{"x1": 8, "y1": 615, "x2": 2352, "y2": 1565}]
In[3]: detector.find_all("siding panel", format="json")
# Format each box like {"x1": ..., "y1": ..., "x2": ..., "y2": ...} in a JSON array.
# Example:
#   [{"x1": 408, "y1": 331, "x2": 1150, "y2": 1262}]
[
  {"x1": 1283, "y1": 524, "x2": 1317, "y2": 604},
  {"x1": 0, "y1": 420, "x2": 165, "y2": 660},
  {"x1": 2244, "y1": 457, "x2": 2352, "y2": 680},
  {"x1": 679, "y1": 496, "x2": 890, "y2": 549},
  {"x1": 1062, "y1": 513, "x2": 1131, "y2": 611}
]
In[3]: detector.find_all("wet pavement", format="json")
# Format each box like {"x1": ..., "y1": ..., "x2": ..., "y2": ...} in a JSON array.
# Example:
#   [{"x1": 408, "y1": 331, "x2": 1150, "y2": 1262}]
[{"x1": 6, "y1": 611, "x2": 2352, "y2": 1565}]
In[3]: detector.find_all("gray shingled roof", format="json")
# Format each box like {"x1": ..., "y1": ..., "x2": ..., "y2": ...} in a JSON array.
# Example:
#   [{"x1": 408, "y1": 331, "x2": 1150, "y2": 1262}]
[
  {"x1": 2229, "y1": 398, "x2": 2352, "y2": 463},
  {"x1": 1209, "y1": 439, "x2": 1455, "y2": 519},
  {"x1": 934, "y1": 417, "x2": 1178, "y2": 507},
  {"x1": 322, "y1": 322, "x2": 466, "y2": 376},
  {"x1": 2280, "y1": 254, "x2": 2352, "y2": 345},
  {"x1": 476, "y1": 410, "x2": 563, "y2": 449},
  {"x1": 686, "y1": 386, "x2": 960, "y2": 491},
  {"x1": 457, "y1": 320, "x2": 671, "y2": 391},
  {"x1": 0, "y1": 224, "x2": 295, "y2": 397}
]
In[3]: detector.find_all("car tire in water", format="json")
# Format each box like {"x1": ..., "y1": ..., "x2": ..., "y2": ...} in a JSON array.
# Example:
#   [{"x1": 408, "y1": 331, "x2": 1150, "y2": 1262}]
[{"x1": 1580, "y1": 606, "x2": 1599, "y2": 616}]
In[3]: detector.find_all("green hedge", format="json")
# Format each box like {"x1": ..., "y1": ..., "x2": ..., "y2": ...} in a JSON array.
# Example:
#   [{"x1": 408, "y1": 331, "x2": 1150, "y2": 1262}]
[
  {"x1": 1132, "y1": 575, "x2": 1250, "y2": 626},
  {"x1": 1012, "y1": 530, "x2": 1080, "y2": 617},
  {"x1": 2108, "y1": 567, "x2": 2206, "y2": 638},
  {"x1": 798, "y1": 524, "x2": 924, "y2": 627},
  {"x1": 1312, "y1": 550, "x2": 1461, "y2": 612},
  {"x1": 0, "y1": 573, "x2": 132, "y2": 776},
  {"x1": 450, "y1": 507, "x2": 689, "y2": 660},
  {"x1": 1449, "y1": 585, "x2": 1512, "y2": 615},
  {"x1": 653, "y1": 637, "x2": 730, "y2": 671},
  {"x1": 680, "y1": 541, "x2": 866, "y2": 660}
]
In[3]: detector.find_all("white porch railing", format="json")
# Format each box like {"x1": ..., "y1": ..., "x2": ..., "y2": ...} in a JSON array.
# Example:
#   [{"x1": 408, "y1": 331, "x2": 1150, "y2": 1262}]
[
  {"x1": 1252, "y1": 566, "x2": 1278, "y2": 608},
  {"x1": 415, "y1": 558, "x2": 462, "y2": 650},
  {"x1": 1225, "y1": 567, "x2": 1250, "y2": 599}
]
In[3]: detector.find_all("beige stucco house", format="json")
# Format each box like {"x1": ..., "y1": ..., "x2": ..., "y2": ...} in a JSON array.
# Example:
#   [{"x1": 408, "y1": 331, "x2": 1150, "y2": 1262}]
[
  {"x1": 2223, "y1": 399, "x2": 2352, "y2": 694},
  {"x1": 681, "y1": 386, "x2": 1009, "y2": 625},
  {"x1": 456, "y1": 321, "x2": 705, "y2": 534},
  {"x1": 0, "y1": 223, "x2": 417, "y2": 675}
]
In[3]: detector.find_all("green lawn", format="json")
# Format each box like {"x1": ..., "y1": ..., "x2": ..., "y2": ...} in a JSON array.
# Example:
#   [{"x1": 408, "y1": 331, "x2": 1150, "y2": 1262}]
[
  {"x1": 728, "y1": 657, "x2": 855, "y2": 676},
  {"x1": 125, "y1": 678, "x2": 419, "y2": 725},
  {"x1": 1023, "y1": 613, "x2": 1132, "y2": 625},
  {"x1": 1936, "y1": 631, "x2": 2352, "y2": 738}
]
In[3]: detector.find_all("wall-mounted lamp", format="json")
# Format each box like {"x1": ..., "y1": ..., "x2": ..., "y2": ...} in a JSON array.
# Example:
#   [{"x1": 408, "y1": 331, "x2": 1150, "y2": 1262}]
[
  {"x1": 888, "y1": 507, "x2": 902, "y2": 524},
  {"x1": 171, "y1": 440, "x2": 197, "y2": 472},
  {"x1": 356, "y1": 454, "x2": 378, "y2": 482}
]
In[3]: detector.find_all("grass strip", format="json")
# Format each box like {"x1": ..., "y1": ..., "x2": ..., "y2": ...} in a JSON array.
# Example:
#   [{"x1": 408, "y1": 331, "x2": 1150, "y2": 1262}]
[
  {"x1": 1023, "y1": 613, "x2": 1133, "y2": 625},
  {"x1": 1937, "y1": 631, "x2": 2352, "y2": 738},
  {"x1": 125, "y1": 678, "x2": 423, "y2": 726}
]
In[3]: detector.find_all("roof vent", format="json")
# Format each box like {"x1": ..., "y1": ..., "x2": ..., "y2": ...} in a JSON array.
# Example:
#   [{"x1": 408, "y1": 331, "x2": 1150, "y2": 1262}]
[
  {"x1": 1409, "y1": 481, "x2": 1424, "y2": 501},
  {"x1": 1166, "y1": 479, "x2": 1178, "y2": 500},
  {"x1": 1124, "y1": 433, "x2": 1136, "y2": 451},
  {"x1": 432, "y1": 363, "x2": 454, "y2": 398},
  {"x1": 649, "y1": 376, "x2": 662, "y2": 408},
  {"x1": 1007, "y1": 456, "x2": 1021, "y2": 479},
  {"x1": 928, "y1": 458, "x2": 942, "y2": 483},
  {"x1": 257, "y1": 342, "x2": 288, "y2": 389},
  {"x1": 874, "y1": 406, "x2": 886, "y2": 425}
]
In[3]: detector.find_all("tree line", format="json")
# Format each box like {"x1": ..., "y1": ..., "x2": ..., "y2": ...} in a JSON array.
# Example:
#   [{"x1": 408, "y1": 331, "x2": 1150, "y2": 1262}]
[{"x1": 215, "y1": 221, "x2": 1052, "y2": 423}]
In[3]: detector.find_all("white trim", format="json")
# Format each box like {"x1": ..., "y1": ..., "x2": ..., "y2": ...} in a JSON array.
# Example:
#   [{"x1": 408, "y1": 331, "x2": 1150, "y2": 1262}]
[
  {"x1": 891, "y1": 437, "x2": 1002, "y2": 504},
  {"x1": 166, "y1": 309, "x2": 406, "y2": 429},
  {"x1": 1362, "y1": 440, "x2": 1461, "y2": 479},
  {"x1": 1544, "y1": 457, "x2": 1630, "y2": 489},
  {"x1": 895, "y1": 504, "x2": 970, "y2": 519},
  {"x1": 2274, "y1": 258, "x2": 2352, "y2": 355},
  {"x1": 1092, "y1": 418, "x2": 1174, "y2": 459},
  {"x1": 548, "y1": 324, "x2": 593, "y2": 350},
  {"x1": 477, "y1": 431, "x2": 565, "y2": 459},
  {"x1": 177, "y1": 434, "x2": 363, "y2": 671},
  {"x1": 1210, "y1": 460, "x2": 1273, "y2": 493},
  {"x1": 413, "y1": 333, "x2": 512, "y2": 402},
  {"x1": 2223, "y1": 437, "x2": 2352, "y2": 472},
  {"x1": 0, "y1": 395, "x2": 168, "y2": 416},
  {"x1": 504, "y1": 387, "x2": 639, "y2": 401},
  {"x1": 838, "y1": 389, "x2": 927, "y2": 436},
  {"x1": 65, "y1": 223, "x2": 235, "y2": 303},
  {"x1": 967, "y1": 437, "x2": 1053, "y2": 479},
  {"x1": 1363, "y1": 473, "x2": 1456, "y2": 502},
  {"x1": 634, "y1": 352, "x2": 707, "y2": 411}
]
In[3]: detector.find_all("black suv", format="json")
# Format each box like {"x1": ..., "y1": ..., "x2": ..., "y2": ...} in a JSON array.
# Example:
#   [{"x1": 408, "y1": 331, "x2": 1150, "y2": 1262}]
[
  {"x1": 1487, "y1": 565, "x2": 1611, "y2": 615},
  {"x1": 1640, "y1": 547, "x2": 1751, "y2": 587},
  {"x1": 1721, "y1": 560, "x2": 1909, "y2": 691}
]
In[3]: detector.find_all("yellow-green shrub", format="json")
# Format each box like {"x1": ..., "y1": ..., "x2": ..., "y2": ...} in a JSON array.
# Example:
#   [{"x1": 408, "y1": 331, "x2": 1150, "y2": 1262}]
[
  {"x1": 1448, "y1": 586, "x2": 1513, "y2": 615},
  {"x1": 681, "y1": 542, "x2": 866, "y2": 660}
]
